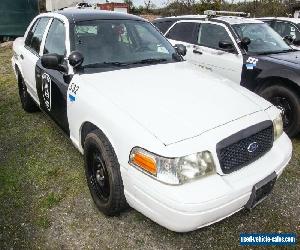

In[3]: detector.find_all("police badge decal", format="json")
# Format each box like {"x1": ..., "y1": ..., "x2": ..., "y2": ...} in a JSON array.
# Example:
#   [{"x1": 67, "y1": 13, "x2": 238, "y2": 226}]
[{"x1": 42, "y1": 73, "x2": 51, "y2": 111}]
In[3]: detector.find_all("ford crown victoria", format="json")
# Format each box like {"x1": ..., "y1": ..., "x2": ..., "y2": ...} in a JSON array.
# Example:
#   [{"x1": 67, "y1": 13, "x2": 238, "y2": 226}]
[{"x1": 12, "y1": 10, "x2": 292, "y2": 232}]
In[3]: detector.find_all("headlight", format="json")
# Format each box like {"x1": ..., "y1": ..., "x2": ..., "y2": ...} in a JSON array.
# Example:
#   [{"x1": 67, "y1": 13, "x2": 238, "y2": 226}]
[
  {"x1": 129, "y1": 147, "x2": 216, "y2": 185},
  {"x1": 273, "y1": 114, "x2": 283, "y2": 140}
]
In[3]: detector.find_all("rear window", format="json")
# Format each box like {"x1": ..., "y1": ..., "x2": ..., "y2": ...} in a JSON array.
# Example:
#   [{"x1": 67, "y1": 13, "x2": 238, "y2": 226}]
[
  {"x1": 153, "y1": 20, "x2": 175, "y2": 34},
  {"x1": 166, "y1": 22, "x2": 198, "y2": 44}
]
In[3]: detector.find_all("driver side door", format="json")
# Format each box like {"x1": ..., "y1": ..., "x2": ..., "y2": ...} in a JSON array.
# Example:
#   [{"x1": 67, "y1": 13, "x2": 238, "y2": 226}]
[{"x1": 35, "y1": 18, "x2": 70, "y2": 135}]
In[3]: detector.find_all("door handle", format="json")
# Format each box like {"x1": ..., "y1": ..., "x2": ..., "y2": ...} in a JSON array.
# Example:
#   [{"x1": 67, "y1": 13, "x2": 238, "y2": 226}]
[
  {"x1": 20, "y1": 54, "x2": 24, "y2": 60},
  {"x1": 193, "y1": 50, "x2": 203, "y2": 55},
  {"x1": 36, "y1": 68, "x2": 41, "y2": 78}
]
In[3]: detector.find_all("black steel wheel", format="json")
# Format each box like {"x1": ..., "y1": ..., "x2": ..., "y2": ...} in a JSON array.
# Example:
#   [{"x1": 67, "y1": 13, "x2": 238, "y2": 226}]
[
  {"x1": 84, "y1": 129, "x2": 127, "y2": 216},
  {"x1": 87, "y1": 146, "x2": 110, "y2": 202},
  {"x1": 260, "y1": 85, "x2": 300, "y2": 137}
]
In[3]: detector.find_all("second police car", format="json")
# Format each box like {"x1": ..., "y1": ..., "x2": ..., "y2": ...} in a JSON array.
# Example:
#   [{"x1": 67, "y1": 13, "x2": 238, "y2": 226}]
[
  {"x1": 153, "y1": 11, "x2": 300, "y2": 137},
  {"x1": 12, "y1": 10, "x2": 292, "y2": 232}
]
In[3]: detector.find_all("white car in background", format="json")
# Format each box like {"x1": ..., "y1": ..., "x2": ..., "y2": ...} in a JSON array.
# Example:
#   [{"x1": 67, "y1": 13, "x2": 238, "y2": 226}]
[
  {"x1": 12, "y1": 10, "x2": 292, "y2": 232},
  {"x1": 154, "y1": 14, "x2": 300, "y2": 137}
]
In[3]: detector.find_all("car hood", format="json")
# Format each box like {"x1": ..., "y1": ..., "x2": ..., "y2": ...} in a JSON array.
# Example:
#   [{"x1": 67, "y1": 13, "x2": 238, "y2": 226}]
[
  {"x1": 266, "y1": 50, "x2": 300, "y2": 65},
  {"x1": 84, "y1": 62, "x2": 270, "y2": 145}
]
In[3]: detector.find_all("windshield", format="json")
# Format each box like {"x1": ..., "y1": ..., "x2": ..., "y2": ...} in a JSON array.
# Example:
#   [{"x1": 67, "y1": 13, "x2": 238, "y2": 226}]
[
  {"x1": 232, "y1": 23, "x2": 291, "y2": 54},
  {"x1": 72, "y1": 19, "x2": 178, "y2": 67}
]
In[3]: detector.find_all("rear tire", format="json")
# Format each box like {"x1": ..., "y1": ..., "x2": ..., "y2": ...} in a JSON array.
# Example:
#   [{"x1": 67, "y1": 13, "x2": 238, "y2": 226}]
[
  {"x1": 84, "y1": 129, "x2": 127, "y2": 216},
  {"x1": 17, "y1": 73, "x2": 39, "y2": 112},
  {"x1": 259, "y1": 85, "x2": 300, "y2": 137}
]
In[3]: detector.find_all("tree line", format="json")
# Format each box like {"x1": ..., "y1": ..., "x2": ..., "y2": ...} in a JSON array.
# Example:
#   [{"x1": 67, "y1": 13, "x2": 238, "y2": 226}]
[{"x1": 126, "y1": 0, "x2": 299, "y2": 17}]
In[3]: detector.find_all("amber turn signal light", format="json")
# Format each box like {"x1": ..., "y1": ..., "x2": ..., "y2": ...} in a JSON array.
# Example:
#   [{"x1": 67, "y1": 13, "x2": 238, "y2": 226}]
[{"x1": 132, "y1": 152, "x2": 157, "y2": 175}]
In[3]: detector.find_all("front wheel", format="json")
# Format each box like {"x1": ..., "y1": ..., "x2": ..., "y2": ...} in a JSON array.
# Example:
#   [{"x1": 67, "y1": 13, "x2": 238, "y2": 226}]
[
  {"x1": 260, "y1": 85, "x2": 300, "y2": 137},
  {"x1": 84, "y1": 129, "x2": 127, "y2": 216}
]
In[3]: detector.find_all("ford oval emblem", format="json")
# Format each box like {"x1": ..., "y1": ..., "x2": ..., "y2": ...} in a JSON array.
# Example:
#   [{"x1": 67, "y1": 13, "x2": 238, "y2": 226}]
[{"x1": 247, "y1": 142, "x2": 259, "y2": 153}]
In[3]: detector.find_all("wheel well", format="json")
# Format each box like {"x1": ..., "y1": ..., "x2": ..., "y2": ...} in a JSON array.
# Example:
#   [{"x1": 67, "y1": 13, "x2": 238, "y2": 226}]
[
  {"x1": 80, "y1": 122, "x2": 99, "y2": 148},
  {"x1": 15, "y1": 64, "x2": 20, "y2": 75},
  {"x1": 256, "y1": 77, "x2": 300, "y2": 97},
  {"x1": 14, "y1": 65, "x2": 22, "y2": 85}
]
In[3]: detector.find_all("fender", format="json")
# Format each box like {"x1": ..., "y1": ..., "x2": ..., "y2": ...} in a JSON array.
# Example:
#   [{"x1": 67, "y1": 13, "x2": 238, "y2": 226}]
[
  {"x1": 241, "y1": 55, "x2": 300, "y2": 92},
  {"x1": 67, "y1": 77, "x2": 168, "y2": 169},
  {"x1": 12, "y1": 39, "x2": 25, "y2": 79},
  {"x1": 13, "y1": 59, "x2": 23, "y2": 79},
  {"x1": 258, "y1": 68, "x2": 300, "y2": 88}
]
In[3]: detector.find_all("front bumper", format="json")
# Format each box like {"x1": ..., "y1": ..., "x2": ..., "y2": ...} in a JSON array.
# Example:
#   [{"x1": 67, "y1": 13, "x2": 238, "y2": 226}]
[{"x1": 123, "y1": 133, "x2": 292, "y2": 232}]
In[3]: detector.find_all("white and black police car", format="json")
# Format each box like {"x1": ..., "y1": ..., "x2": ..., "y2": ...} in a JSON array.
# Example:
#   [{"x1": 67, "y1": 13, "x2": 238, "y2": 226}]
[
  {"x1": 153, "y1": 11, "x2": 300, "y2": 137},
  {"x1": 12, "y1": 10, "x2": 292, "y2": 232}
]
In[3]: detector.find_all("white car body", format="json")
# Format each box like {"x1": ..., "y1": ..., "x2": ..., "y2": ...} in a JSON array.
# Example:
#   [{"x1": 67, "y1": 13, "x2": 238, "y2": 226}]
[
  {"x1": 156, "y1": 15, "x2": 300, "y2": 137},
  {"x1": 164, "y1": 18, "x2": 264, "y2": 84},
  {"x1": 12, "y1": 11, "x2": 292, "y2": 232}
]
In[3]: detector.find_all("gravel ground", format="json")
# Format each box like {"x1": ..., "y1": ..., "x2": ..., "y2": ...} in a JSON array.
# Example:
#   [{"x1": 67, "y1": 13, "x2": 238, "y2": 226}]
[{"x1": 0, "y1": 47, "x2": 299, "y2": 249}]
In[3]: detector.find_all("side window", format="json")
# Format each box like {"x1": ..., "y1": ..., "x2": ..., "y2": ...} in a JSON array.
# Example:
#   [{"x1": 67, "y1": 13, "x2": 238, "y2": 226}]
[
  {"x1": 25, "y1": 18, "x2": 50, "y2": 54},
  {"x1": 263, "y1": 20, "x2": 273, "y2": 26},
  {"x1": 273, "y1": 21, "x2": 288, "y2": 37},
  {"x1": 274, "y1": 21, "x2": 300, "y2": 40},
  {"x1": 43, "y1": 19, "x2": 66, "y2": 56},
  {"x1": 154, "y1": 21, "x2": 175, "y2": 34},
  {"x1": 198, "y1": 23, "x2": 232, "y2": 50},
  {"x1": 166, "y1": 22, "x2": 198, "y2": 44}
]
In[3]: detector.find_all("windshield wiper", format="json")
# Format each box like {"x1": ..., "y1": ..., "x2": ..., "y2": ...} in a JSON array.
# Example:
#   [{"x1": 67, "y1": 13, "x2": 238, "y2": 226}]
[
  {"x1": 84, "y1": 62, "x2": 128, "y2": 68},
  {"x1": 84, "y1": 59, "x2": 168, "y2": 68},
  {"x1": 130, "y1": 58, "x2": 167, "y2": 65},
  {"x1": 257, "y1": 49, "x2": 295, "y2": 55}
]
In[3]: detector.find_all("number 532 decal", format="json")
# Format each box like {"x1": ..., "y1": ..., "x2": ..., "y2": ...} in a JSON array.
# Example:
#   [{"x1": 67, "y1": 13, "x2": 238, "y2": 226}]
[{"x1": 68, "y1": 82, "x2": 79, "y2": 102}]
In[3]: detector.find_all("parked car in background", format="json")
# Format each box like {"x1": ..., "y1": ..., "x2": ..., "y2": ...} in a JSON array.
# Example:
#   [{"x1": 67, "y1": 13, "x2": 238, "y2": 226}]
[
  {"x1": 12, "y1": 10, "x2": 292, "y2": 232},
  {"x1": 0, "y1": 0, "x2": 39, "y2": 42},
  {"x1": 153, "y1": 13, "x2": 300, "y2": 137},
  {"x1": 153, "y1": 15, "x2": 206, "y2": 34},
  {"x1": 257, "y1": 17, "x2": 300, "y2": 49}
]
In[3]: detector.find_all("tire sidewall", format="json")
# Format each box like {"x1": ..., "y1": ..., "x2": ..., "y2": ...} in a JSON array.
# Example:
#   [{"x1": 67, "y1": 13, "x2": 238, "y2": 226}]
[
  {"x1": 260, "y1": 85, "x2": 300, "y2": 137},
  {"x1": 84, "y1": 132, "x2": 119, "y2": 214},
  {"x1": 17, "y1": 73, "x2": 38, "y2": 112},
  {"x1": 18, "y1": 74, "x2": 29, "y2": 108}
]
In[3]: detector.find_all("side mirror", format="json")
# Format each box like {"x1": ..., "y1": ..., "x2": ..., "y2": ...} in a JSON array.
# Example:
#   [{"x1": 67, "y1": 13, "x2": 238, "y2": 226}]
[
  {"x1": 41, "y1": 53, "x2": 67, "y2": 72},
  {"x1": 174, "y1": 44, "x2": 187, "y2": 56},
  {"x1": 68, "y1": 51, "x2": 84, "y2": 69},
  {"x1": 241, "y1": 37, "x2": 251, "y2": 46},
  {"x1": 284, "y1": 35, "x2": 294, "y2": 44},
  {"x1": 219, "y1": 41, "x2": 235, "y2": 52}
]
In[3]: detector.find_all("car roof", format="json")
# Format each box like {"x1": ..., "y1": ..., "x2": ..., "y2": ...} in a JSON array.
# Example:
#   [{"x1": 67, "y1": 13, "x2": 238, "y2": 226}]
[
  {"x1": 54, "y1": 9, "x2": 145, "y2": 22},
  {"x1": 153, "y1": 15, "x2": 206, "y2": 22},
  {"x1": 257, "y1": 17, "x2": 300, "y2": 24},
  {"x1": 153, "y1": 15, "x2": 264, "y2": 25},
  {"x1": 213, "y1": 16, "x2": 263, "y2": 24}
]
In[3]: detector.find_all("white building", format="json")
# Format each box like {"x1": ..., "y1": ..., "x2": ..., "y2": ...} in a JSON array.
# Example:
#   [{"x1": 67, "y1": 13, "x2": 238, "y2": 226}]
[{"x1": 46, "y1": 0, "x2": 82, "y2": 11}]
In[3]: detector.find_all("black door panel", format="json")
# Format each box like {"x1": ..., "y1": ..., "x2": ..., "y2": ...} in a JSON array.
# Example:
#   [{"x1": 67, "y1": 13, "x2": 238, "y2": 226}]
[{"x1": 36, "y1": 62, "x2": 70, "y2": 135}]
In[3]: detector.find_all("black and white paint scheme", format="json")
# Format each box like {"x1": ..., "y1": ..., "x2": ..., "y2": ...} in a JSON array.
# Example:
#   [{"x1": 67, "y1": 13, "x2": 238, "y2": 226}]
[
  {"x1": 156, "y1": 16, "x2": 300, "y2": 137},
  {"x1": 42, "y1": 73, "x2": 51, "y2": 111}
]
